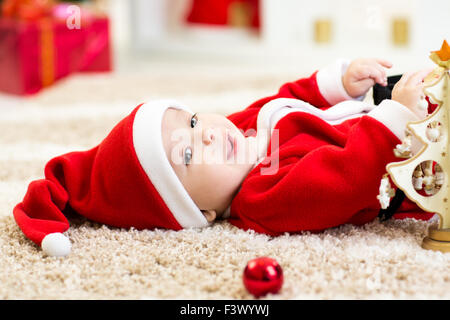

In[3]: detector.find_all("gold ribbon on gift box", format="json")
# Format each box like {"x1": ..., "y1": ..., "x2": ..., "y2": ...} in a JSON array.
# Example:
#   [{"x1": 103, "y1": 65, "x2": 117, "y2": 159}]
[{"x1": 39, "y1": 17, "x2": 55, "y2": 88}]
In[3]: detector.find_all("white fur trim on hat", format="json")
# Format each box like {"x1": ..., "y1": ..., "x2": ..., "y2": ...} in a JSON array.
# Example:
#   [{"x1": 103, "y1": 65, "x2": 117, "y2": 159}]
[
  {"x1": 41, "y1": 233, "x2": 71, "y2": 257},
  {"x1": 132, "y1": 99, "x2": 209, "y2": 229}
]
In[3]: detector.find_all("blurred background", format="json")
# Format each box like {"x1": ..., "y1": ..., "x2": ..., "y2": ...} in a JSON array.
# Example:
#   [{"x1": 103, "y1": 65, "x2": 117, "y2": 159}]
[{"x1": 0, "y1": 0, "x2": 449, "y2": 114}]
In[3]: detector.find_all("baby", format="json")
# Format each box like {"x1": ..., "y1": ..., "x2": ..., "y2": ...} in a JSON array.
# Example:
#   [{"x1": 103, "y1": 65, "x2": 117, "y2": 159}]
[{"x1": 13, "y1": 58, "x2": 432, "y2": 256}]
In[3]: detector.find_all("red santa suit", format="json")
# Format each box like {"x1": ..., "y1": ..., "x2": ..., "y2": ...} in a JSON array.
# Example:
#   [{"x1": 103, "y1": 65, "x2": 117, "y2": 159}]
[{"x1": 225, "y1": 60, "x2": 434, "y2": 236}]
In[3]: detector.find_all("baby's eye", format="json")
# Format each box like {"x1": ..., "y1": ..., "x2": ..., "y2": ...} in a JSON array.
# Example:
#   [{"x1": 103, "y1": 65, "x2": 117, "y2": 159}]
[
  {"x1": 190, "y1": 113, "x2": 198, "y2": 128},
  {"x1": 184, "y1": 146, "x2": 193, "y2": 165}
]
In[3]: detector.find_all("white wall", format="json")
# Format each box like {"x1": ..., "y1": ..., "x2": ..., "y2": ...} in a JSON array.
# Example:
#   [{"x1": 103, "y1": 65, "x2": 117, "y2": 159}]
[
  {"x1": 116, "y1": 0, "x2": 449, "y2": 70},
  {"x1": 261, "y1": 0, "x2": 448, "y2": 53}
]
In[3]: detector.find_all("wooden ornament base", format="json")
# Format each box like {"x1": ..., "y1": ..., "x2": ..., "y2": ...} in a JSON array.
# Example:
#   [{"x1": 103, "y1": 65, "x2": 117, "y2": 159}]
[{"x1": 422, "y1": 228, "x2": 450, "y2": 252}]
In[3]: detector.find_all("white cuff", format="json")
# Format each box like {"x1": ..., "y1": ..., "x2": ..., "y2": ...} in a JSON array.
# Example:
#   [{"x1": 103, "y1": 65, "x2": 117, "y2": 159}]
[
  {"x1": 367, "y1": 99, "x2": 420, "y2": 141},
  {"x1": 316, "y1": 59, "x2": 364, "y2": 105}
]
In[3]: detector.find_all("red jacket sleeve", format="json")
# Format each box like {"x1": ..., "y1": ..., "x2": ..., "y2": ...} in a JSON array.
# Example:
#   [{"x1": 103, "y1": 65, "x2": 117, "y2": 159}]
[
  {"x1": 228, "y1": 114, "x2": 403, "y2": 235},
  {"x1": 226, "y1": 71, "x2": 331, "y2": 134}
]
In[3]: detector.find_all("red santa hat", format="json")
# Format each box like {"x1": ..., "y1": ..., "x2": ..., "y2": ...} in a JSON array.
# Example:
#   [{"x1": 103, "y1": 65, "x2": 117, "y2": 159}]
[{"x1": 13, "y1": 100, "x2": 209, "y2": 257}]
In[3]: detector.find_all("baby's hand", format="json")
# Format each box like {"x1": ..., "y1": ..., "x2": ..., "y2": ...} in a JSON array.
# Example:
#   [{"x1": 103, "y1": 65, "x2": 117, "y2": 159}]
[
  {"x1": 392, "y1": 69, "x2": 433, "y2": 119},
  {"x1": 342, "y1": 58, "x2": 393, "y2": 98}
]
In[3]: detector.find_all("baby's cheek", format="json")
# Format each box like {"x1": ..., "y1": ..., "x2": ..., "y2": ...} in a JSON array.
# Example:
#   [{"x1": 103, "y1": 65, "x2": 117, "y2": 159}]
[
  {"x1": 203, "y1": 166, "x2": 229, "y2": 191},
  {"x1": 206, "y1": 164, "x2": 228, "y2": 181}
]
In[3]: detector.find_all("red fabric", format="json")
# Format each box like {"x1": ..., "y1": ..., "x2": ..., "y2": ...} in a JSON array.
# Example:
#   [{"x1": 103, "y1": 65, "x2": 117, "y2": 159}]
[
  {"x1": 186, "y1": 0, "x2": 260, "y2": 28},
  {"x1": 227, "y1": 71, "x2": 330, "y2": 135},
  {"x1": 426, "y1": 96, "x2": 439, "y2": 114},
  {"x1": 0, "y1": 16, "x2": 111, "y2": 95},
  {"x1": 186, "y1": 0, "x2": 231, "y2": 25},
  {"x1": 13, "y1": 105, "x2": 181, "y2": 246},
  {"x1": 393, "y1": 198, "x2": 435, "y2": 221},
  {"x1": 226, "y1": 72, "x2": 429, "y2": 235}
]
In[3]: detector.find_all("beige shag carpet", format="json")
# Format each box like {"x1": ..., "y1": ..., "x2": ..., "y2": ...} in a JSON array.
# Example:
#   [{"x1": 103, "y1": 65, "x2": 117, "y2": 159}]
[{"x1": 1, "y1": 57, "x2": 449, "y2": 300}]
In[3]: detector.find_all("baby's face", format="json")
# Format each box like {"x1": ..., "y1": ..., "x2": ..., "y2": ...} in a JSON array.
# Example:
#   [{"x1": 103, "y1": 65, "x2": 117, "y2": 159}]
[{"x1": 162, "y1": 108, "x2": 257, "y2": 221}]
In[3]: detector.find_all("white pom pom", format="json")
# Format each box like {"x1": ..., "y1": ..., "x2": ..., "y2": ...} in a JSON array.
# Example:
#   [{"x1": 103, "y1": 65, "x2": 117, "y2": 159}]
[
  {"x1": 426, "y1": 128, "x2": 440, "y2": 142},
  {"x1": 41, "y1": 233, "x2": 71, "y2": 257}
]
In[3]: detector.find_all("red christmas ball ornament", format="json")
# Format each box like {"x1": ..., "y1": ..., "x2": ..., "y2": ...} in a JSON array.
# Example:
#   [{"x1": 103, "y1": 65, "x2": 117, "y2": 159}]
[{"x1": 243, "y1": 257, "x2": 283, "y2": 297}]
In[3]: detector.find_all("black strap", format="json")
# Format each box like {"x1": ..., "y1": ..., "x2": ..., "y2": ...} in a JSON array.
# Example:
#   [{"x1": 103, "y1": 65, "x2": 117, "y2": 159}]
[
  {"x1": 373, "y1": 75, "x2": 406, "y2": 221},
  {"x1": 372, "y1": 75, "x2": 402, "y2": 104},
  {"x1": 378, "y1": 189, "x2": 406, "y2": 221}
]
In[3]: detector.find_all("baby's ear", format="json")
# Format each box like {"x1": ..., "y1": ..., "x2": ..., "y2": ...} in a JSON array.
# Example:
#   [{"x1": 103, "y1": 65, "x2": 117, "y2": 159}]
[{"x1": 201, "y1": 209, "x2": 217, "y2": 222}]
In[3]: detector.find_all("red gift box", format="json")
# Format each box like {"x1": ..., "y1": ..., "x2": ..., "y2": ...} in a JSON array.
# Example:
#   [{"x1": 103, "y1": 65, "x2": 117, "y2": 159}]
[{"x1": 0, "y1": 4, "x2": 112, "y2": 95}]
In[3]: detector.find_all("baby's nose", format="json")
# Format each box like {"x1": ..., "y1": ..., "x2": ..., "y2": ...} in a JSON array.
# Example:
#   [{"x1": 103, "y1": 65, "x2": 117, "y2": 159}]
[{"x1": 202, "y1": 128, "x2": 215, "y2": 145}]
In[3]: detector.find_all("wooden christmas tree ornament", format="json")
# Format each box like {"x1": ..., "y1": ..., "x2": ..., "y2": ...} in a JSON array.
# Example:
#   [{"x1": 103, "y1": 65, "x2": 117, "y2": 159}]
[{"x1": 380, "y1": 40, "x2": 450, "y2": 252}]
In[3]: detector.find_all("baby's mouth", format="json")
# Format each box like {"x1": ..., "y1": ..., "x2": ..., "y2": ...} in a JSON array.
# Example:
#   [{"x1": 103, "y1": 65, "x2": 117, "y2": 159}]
[{"x1": 226, "y1": 133, "x2": 234, "y2": 160}]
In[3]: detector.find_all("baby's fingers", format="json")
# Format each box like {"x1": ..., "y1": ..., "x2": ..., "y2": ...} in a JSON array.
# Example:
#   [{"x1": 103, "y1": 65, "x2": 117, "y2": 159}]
[
  {"x1": 365, "y1": 65, "x2": 386, "y2": 85},
  {"x1": 406, "y1": 68, "x2": 434, "y2": 86},
  {"x1": 369, "y1": 60, "x2": 390, "y2": 85},
  {"x1": 375, "y1": 58, "x2": 393, "y2": 69},
  {"x1": 396, "y1": 72, "x2": 413, "y2": 87}
]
